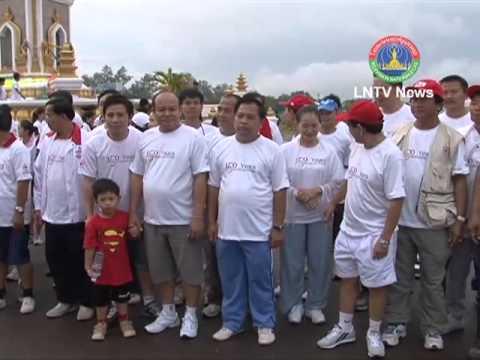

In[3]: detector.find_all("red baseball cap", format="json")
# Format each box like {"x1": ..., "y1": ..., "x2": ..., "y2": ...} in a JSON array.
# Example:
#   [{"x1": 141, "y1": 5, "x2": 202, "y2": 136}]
[
  {"x1": 406, "y1": 79, "x2": 444, "y2": 99},
  {"x1": 467, "y1": 85, "x2": 480, "y2": 99},
  {"x1": 280, "y1": 94, "x2": 315, "y2": 112},
  {"x1": 344, "y1": 100, "x2": 383, "y2": 125}
]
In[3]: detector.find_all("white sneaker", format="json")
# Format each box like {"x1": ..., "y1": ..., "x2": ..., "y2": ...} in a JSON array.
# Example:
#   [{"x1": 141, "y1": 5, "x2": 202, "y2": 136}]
[
  {"x1": 46, "y1": 302, "x2": 76, "y2": 318},
  {"x1": 180, "y1": 312, "x2": 198, "y2": 339},
  {"x1": 128, "y1": 293, "x2": 142, "y2": 305},
  {"x1": 367, "y1": 329, "x2": 385, "y2": 358},
  {"x1": 145, "y1": 310, "x2": 180, "y2": 334},
  {"x1": 258, "y1": 328, "x2": 275, "y2": 345},
  {"x1": 0, "y1": 298, "x2": 6, "y2": 310},
  {"x1": 213, "y1": 327, "x2": 235, "y2": 341},
  {"x1": 442, "y1": 314, "x2": 465, "y2": 334},
  {"x1": 382, "y1": 324, "x2": 407, "y2": 347},
  {"x1": 77, "y1": 305, "x2": 95, "y2": 321},
  {"x1": 288, "y1": 304, "x2": 304, "y2": 324},
  {"x1": 6, "y1": 267, "x2": 19, "y2": 282},
  {"x1": 306, "y1": 309, "x2": 326, "y2": 325},
  {"x1": 317, "y1": 324, "x2": 356, "y2": 349},
  {"x1": 424, "y1": 330, "x2": 444, "y2": 351},
  {"x1": 202, "y1": 304, "x2": 221, "y2": 318},
  {"x1": 20, "y1": 297, "x2": 35, "y2": 314}
]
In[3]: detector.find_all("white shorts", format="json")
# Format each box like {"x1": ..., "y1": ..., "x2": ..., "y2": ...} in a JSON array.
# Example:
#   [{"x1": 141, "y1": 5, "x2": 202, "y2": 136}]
[{"x1": 334, "y1": 230, "x2": 397, "y2": 288}]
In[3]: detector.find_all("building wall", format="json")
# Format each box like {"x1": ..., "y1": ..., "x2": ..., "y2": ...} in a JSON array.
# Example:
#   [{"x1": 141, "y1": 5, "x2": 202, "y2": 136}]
[
  {"x1": 0, "y1": 1, "x2": 27, "y2": 36},
  {"x1": 42, "y1": 0, "x2": 70, "y2": 41}
]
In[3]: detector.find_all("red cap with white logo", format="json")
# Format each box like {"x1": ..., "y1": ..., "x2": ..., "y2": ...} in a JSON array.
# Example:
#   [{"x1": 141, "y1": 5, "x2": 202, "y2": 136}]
[{"x1": 406, "y1": 79, "x2": 444, "y2": 99}]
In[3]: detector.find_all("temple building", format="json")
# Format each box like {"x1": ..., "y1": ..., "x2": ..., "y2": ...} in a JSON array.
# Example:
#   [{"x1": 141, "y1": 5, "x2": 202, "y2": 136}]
[{"x1": 0, "y1": 0, "x2": 91, "y2": 98}]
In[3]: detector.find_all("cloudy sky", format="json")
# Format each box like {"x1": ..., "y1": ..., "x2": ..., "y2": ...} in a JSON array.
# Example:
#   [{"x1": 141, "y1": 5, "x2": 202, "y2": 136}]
[{"x1": 71, "y1": 0, "x2": 480, "y2": 99}]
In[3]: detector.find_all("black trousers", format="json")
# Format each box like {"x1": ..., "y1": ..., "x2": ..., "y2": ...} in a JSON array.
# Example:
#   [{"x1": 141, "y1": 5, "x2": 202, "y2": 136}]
[{"x1": 45, "y1": 222, "x2": 92, "y2": 306}]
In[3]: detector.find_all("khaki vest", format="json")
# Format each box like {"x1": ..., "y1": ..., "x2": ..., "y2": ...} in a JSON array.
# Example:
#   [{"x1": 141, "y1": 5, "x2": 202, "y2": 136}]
[{"x1": 392, "y1": 122, "x2": 464, "y2": 229}]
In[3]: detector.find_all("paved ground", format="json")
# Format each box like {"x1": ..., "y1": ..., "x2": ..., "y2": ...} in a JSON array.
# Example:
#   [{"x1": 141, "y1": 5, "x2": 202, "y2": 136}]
[{"x1": 0, "y1": 246, "x2": 477, "y2": 360}]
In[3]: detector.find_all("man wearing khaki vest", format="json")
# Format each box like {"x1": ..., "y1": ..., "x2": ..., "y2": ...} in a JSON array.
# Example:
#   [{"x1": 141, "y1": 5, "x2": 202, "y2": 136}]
[{"x1": 382, "y1": 79, "x2": 469, "y2": 351}]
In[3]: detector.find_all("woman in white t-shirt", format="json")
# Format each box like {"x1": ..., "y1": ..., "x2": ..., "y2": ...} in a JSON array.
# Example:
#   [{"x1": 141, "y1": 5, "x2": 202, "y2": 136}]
[{"x1": 280, "y1": 105, "x2": 345, "y2": 325}]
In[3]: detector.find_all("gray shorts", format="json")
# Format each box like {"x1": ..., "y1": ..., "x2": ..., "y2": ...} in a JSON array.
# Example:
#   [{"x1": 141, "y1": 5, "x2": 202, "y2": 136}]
[{"x1": 144, "y1": 223, "x2": 204, "y2": 286}]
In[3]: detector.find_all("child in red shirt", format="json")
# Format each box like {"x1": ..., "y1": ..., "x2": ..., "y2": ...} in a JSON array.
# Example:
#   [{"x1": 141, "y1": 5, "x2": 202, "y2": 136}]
[{"x1": 84, "y1": 178, "x2": 136, "y2": 341}]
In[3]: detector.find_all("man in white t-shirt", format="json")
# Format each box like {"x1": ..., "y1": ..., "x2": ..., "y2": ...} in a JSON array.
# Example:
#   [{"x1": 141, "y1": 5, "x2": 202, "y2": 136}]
[
  {"x1": 48, "y1": 90, "x2": 88, "y2": 131},
  {"x1": 383, "y1": 79, "x2": 469, "y2": 351},
  {"x1": 445, "y1": 85, "x2": 480, "y2": 334},
  {"x1": 129, "y1": 91, "x2": 209, "y2": 339},
  {"x1": 79, "y1": 94, "x2": 159, "y2": 318},
  {"x1": 439, "y1": 75, "x2": 473, "y2": 136},
  {"x1": 373, "y1": 75, "x2": 415, "y2": 137},
  {"x1": 33, "y1": 97, "x2": 94, "y2": 321},
  {"x1": 208, "y1": 96, "x2": 289, "y2": 346},
  {"x1": 202, "y1": 93, "x2": 240, "y2": 320},
  {"x1": 317, "y1": 100, "x2": 405, "y2": 359},
  {"x1": 180, "y1": 88, "x2": 219, "y2": 137},
  {"x1": 0, "y1": 105, "x2": 35, "y2": 314}
]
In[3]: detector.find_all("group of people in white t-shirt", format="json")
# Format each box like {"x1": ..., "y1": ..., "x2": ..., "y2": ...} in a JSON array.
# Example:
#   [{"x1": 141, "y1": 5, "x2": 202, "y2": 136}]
[{"x1": 0, "y1": 75, "x2": 480, "y2": 357}]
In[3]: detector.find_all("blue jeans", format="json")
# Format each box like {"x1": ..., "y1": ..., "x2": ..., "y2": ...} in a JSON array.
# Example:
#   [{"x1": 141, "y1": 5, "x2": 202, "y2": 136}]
[
  {"x1": 216, "y1": 240, "x2": 275, "y2": 332},
  {"x1": 280, "y1": 221, "x2": 333, "y2": 314}
]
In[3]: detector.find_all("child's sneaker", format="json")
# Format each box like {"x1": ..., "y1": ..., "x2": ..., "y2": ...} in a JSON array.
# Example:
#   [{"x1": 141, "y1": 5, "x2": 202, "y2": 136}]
[
  {"x1": 91, "y1": 322, "x2": 107, "y2": 341},
  {"x1": 120, "y1": 320, "x2": 136, "y2": 338}
]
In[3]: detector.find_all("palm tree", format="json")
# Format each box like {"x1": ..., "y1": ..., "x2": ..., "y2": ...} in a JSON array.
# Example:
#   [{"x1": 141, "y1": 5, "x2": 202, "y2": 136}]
[{"x1": 153, "y1": 68, "x2": 189, "y2": 94}]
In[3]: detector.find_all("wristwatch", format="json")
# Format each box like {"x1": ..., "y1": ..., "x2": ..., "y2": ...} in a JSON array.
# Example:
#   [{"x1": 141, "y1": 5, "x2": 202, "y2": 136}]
[
  {"x1": 456, "y1": 215, "x2": 466, "y2": 223},
  {"x1": 15, "y1": 206, "x2": 24, "y2": 214},
  {"x1": 273, "y1": 224, "x2": 285, "y2": 231}
]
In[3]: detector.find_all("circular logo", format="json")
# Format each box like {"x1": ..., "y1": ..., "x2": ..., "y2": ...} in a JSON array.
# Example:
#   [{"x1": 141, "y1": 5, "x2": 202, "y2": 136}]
[{"x1": 369, "y1": 35, "x2": 420, "y2": 83}]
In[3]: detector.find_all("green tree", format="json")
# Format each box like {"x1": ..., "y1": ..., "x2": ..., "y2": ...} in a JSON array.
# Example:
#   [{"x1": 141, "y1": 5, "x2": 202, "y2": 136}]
[
  {"x1": 82, "y1": 65, "x2": 132, "y2": 92},
  {"x1": 153, "y1": 68, "x2": 189, "y2": 94},
  {"x1": 127, "y1": 73, "x2": 159, "y2": 99}
]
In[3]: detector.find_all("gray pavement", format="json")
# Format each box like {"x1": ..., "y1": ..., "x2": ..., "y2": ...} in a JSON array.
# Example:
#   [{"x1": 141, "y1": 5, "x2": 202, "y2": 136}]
[{"x1": 0, "y1": 246, "x2": 476, "y2": 360}]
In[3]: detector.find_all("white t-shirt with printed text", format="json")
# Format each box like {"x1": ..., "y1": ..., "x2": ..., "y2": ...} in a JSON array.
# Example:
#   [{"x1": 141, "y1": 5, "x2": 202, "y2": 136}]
[
  {"x1": 281, "y1": 138, "x2": 345, "y2": 224},
  {"x1": 341, "y1": 139, "x2": 406, "y2": 237},
  {"x1": 209, "y1": 136, "x2": 289, "y2": 241},
  {"x1": 130, "y1": 124, "x2": 209, "y2": 225},
  {"x1": 80, "y1": 127, "x2": 143, "y2": 212}
]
